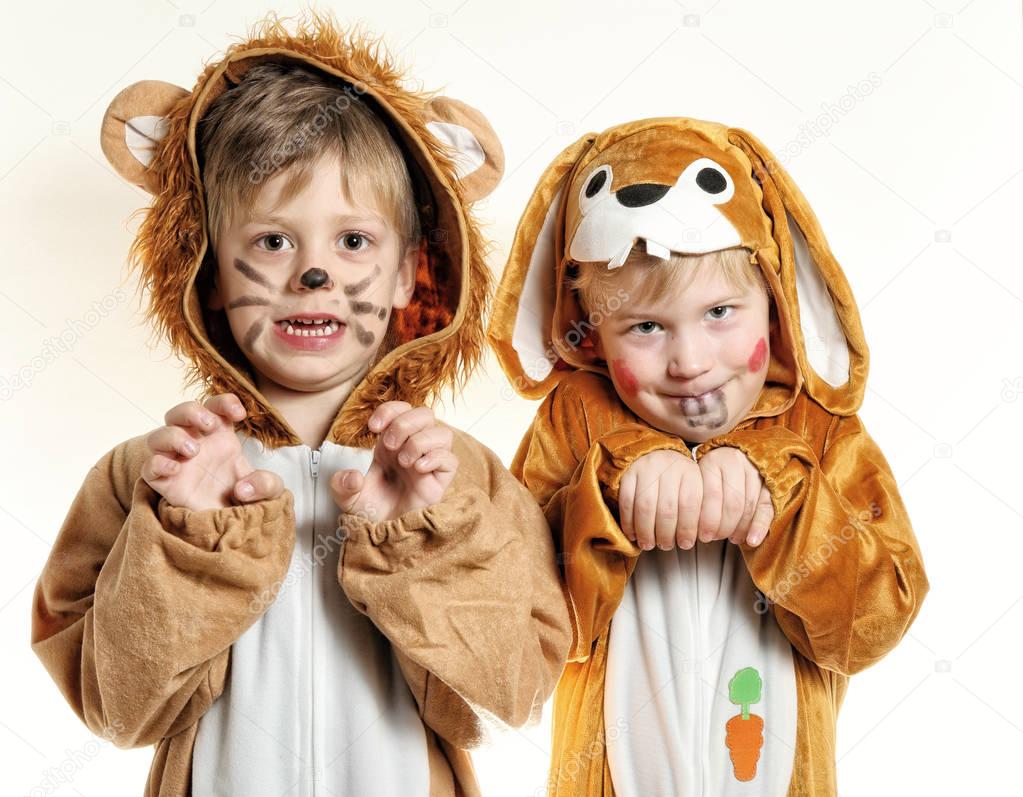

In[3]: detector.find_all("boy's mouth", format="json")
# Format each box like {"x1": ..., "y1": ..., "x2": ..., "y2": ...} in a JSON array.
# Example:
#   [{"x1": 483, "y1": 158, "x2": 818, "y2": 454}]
[{"x1": 275, "y1": 313, "x2": 344, "y2": 337}]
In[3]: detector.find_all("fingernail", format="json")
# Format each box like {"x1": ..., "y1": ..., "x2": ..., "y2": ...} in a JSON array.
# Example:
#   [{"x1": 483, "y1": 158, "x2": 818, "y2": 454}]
[
  {"x1": 202, "y1": 415, "x2": 214, "y2": 427},
  {"x1": 184, "y1": 441, "x2": 198, "y2": 455},
  {"x1": 384, "y1": 433, "x2": 396, "y2": 448},
  {"x1": 398, "y1": 453, "x2": 411, "y2": 465},
  {"x1": 237, "y1": 483, "x2": 253, "y2": 498}
]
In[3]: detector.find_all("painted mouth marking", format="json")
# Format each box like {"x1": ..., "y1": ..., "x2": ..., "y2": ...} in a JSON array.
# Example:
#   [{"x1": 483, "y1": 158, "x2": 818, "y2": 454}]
[{"x1": 678, "y1": 387, "x2": 729, "y2": 429}]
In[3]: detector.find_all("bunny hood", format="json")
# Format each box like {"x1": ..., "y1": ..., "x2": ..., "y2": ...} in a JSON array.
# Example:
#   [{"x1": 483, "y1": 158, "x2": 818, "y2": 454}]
[
  {"x1": 488, "y1": 117, "x2": 869, "y2": 422},
  {"x1": 101, "y1": 12, "x2": 504, "y2": 449}
]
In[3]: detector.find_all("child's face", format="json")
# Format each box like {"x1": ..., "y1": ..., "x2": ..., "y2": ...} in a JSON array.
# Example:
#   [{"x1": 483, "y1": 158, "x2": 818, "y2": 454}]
[
  {"x1": 593, "y1": 262, "x2": 771, "y2": 443},
  {"x1": 208, "y1": 152, "x2": 416, "y2": 395}
]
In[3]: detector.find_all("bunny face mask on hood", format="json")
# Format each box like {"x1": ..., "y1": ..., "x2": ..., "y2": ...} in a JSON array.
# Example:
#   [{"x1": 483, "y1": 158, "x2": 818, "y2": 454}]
[
  {"x1": 488, "y1": 117, "x2": 869, "y2": 423},
  {"x1": 101, "y1": 13, "x2": 503, "y2": 449}
]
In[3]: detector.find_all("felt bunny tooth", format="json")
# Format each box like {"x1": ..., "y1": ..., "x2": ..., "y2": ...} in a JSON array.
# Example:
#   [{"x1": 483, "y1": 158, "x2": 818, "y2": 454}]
[{"x1": 644, "y1": 240, "x2": 671, "y2": 261}]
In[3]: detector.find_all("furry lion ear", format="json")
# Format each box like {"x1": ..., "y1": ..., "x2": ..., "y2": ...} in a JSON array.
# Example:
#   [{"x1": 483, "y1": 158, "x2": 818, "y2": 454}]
[
  {"x1": 101, "y1": 80, "x2": 190, "y2": 195},
  {"x1": 423, "y1": 96, "x2": 504, "y2": 202},
  {"x1": 729, "y1": 127, "x2": 869, "y2": 415}
]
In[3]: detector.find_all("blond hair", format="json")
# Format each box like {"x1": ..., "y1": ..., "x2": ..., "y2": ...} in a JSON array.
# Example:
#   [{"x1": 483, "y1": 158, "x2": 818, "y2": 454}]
[
  {"x1": 197, "y1": 61, "x2": 421, "y2": 251},
  {"x1": 570, "y1": 245, "x2": 770, "y2": 316}
]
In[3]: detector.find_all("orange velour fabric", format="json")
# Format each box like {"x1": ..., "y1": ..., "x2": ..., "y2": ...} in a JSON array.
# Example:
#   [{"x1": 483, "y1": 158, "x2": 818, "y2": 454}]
[{"x1": 487, "y1": 117, "x2": 930, "y2": 796}]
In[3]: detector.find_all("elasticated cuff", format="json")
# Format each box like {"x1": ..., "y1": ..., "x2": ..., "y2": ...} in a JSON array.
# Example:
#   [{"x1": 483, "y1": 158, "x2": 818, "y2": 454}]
[
  {"x1": 157, "y1": 491, "x2": 291, "y2": 551},
  {"x1": 337, "y1": 488, "x2": 476, "y2": 547},
  {"x1": 596, "y1": 423, "x2": 690, "y2": 503}
]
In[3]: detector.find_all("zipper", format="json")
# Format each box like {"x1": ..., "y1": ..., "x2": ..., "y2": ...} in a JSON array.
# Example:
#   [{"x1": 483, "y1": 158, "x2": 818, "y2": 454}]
[
  {"x1": 308, "y1": 447, "x2": 321, "y2": 793},
  {"x1": 688, "y1": 442, "x2": 707, "y2": 793}
]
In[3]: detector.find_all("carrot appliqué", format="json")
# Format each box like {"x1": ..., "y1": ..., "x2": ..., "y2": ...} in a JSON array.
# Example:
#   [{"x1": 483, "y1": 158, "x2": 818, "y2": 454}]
[{"x1": 725, "y1": 667, "x2": 765, "y2": 781}]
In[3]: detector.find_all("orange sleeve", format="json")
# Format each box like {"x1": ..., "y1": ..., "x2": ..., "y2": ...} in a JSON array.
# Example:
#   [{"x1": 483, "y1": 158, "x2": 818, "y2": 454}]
[
  {"x1": 510, "y1": 373, "x2": 690, "y2": 661},
  {"x1": 696, "y1": 412, "x2": 930, "y2": 675}
]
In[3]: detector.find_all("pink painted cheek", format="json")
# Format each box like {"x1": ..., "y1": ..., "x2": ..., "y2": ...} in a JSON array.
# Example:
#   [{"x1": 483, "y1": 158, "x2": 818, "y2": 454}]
[
  {"x1": 611, "y1": 359, "x2": 640, "y2": 396},
  {"x1": 747, "y1": 337, "x2": 768, "y2": 373}
]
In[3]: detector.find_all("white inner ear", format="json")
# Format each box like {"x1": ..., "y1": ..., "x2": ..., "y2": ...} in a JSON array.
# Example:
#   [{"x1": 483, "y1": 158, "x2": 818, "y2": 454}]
[
  {"x1": 511, "y1": 184, "x2": 565, "y2": 382},
  {"x1": 788, "y1": 211, "x2": 849, "y2": 387},
  {"x1": 426, "y1": 120, "x2": 485, "y2": 179},
  {"x1": 125, "y1": 114, "x2": 171, "y2": 167}
]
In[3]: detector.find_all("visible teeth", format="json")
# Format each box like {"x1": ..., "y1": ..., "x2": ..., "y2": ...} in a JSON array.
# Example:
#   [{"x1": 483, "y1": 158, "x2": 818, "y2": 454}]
[{"x1": 281, "y1": 319, "x2": 340, "y2": 337}]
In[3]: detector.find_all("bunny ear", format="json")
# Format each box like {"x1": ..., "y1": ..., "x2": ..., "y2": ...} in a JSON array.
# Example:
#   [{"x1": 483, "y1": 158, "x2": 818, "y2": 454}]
[
  {"x1": 101, "y1": 80, "x2": 189, "y2": 195},
  {"x1": 729, "y1": 128, "x2": 869, "y2": 415},
  {"x1": 488, "y1": 134, "x2": 596, "y2": 399},
  {"x1": 423, "y1": 96, "x2": 504, "y2": 202}
]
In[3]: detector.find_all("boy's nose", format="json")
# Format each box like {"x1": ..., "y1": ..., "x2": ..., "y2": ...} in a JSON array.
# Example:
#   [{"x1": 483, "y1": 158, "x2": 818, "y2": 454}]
[{"x1": 667, "y1": 332, "x2": 713, "y2": 379}]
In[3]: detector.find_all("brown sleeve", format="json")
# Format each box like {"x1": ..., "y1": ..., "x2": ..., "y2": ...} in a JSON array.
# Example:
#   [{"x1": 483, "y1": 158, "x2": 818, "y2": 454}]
[
  {"x1": 510, "y1": 372, "x2": 689, "y2": 661},
  {"x1": 30, "y1": 436, "x2": 296, "y2": 748},
  {"x1": 337, "y1": 425, "x2": 572, "y2": 749},
  {"x1": 696, "y1": 409, "x2": 930, "y2": 675}
]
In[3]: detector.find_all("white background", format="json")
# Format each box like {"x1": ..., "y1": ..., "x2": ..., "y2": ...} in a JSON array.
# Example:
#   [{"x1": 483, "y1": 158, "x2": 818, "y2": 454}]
[{"x1": 2, "y1": 0, "x2": 1020, "y2": 794}]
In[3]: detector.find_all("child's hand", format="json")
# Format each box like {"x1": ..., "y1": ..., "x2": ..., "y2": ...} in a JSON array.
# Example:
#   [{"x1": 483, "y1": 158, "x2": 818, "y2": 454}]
[
  {"x1": 619, "y1": 450, "x2": 703, "y2": 551},
  {"x1": 696, "y1": 447, "x2": 774, "y2": 547},
  {"x1": 330, "y1": 402, "x2": 458, "y2": 522},
  {"x1": 142, "y1": 393, "x2": 284, "y2": 512}
]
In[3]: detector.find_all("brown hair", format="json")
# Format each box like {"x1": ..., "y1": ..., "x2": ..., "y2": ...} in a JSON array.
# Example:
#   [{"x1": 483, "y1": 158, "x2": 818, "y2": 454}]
[
  {"x1": 571, "y1": 245, "x2": 771, "y2": 316},
  {"x1": 197, "y1": 61, "x2": 421, "y2": 251}
]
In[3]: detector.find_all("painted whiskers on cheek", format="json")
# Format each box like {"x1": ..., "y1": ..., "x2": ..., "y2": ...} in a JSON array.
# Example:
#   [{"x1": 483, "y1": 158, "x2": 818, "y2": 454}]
[
  {"x1": 679, "y1": 388, "x2": 729, "y2": 429},
  {"x1": 232, "y1": 258, "x2": 278, "y2": 351},
  {"x1": 234, "y1": 258, "x2": 275, "y2": 291},
  {"x1": 342, "y1": 264, "x2": 384, "y2": 347}
]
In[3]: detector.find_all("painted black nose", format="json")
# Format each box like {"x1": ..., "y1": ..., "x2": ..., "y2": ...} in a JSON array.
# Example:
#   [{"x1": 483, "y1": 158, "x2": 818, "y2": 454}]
[
  {"x1": 300, "y1": 268, "x2": 330, "y2": 289},
  {"x1": 615, "y1": 183, "x2": 671, "y2": 208}
]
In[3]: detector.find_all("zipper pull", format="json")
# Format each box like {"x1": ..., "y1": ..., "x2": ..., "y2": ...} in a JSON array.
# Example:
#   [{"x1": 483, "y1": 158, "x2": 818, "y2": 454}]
[{"x1": 309, "y1": 448, "x2": 321, "y2": 480}]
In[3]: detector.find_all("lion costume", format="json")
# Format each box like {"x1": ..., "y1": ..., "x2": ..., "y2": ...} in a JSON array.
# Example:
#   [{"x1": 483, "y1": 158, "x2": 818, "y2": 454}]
[{"x1": 32, "y1": 13, "x2": 571, "y2": 796}]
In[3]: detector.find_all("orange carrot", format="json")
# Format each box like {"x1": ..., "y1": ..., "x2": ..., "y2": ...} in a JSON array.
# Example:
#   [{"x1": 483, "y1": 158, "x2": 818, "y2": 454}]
[
  {"x1": 725, "y1": 713, "x2": 765, "y2": 781},
  {"x1": 726, "y1": 667, "x2": 765, "y2": 781}
]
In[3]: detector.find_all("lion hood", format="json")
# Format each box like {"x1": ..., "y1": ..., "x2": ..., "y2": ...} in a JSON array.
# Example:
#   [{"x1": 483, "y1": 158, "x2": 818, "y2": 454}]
[{"x1": 101, "y1": 11, "x2": 504, "y2": 448}]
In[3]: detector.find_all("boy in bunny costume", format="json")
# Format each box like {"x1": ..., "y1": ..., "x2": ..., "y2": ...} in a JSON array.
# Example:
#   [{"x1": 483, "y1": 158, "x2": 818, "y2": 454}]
[
  {"x1": 31, "y1": 12, "x2": 570, "y2": 796},
  {"x1": 488, "y1": 118, "x2": 929, "y2": 795}
]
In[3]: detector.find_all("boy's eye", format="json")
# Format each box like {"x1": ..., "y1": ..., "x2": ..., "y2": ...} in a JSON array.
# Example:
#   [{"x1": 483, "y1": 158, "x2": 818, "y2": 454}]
[
  {"x1": 340, "y1": 232, "x2": 371, "y2": 252},
  {"x1": 256, "y1": 233, "x2": 293, "y2": 252},
  {"x1": 707, "y1": 305, "x2": 734, "y2": 320},
  {"x1": 631, "y1": 321, "x2": 662, "y2": 335}
]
